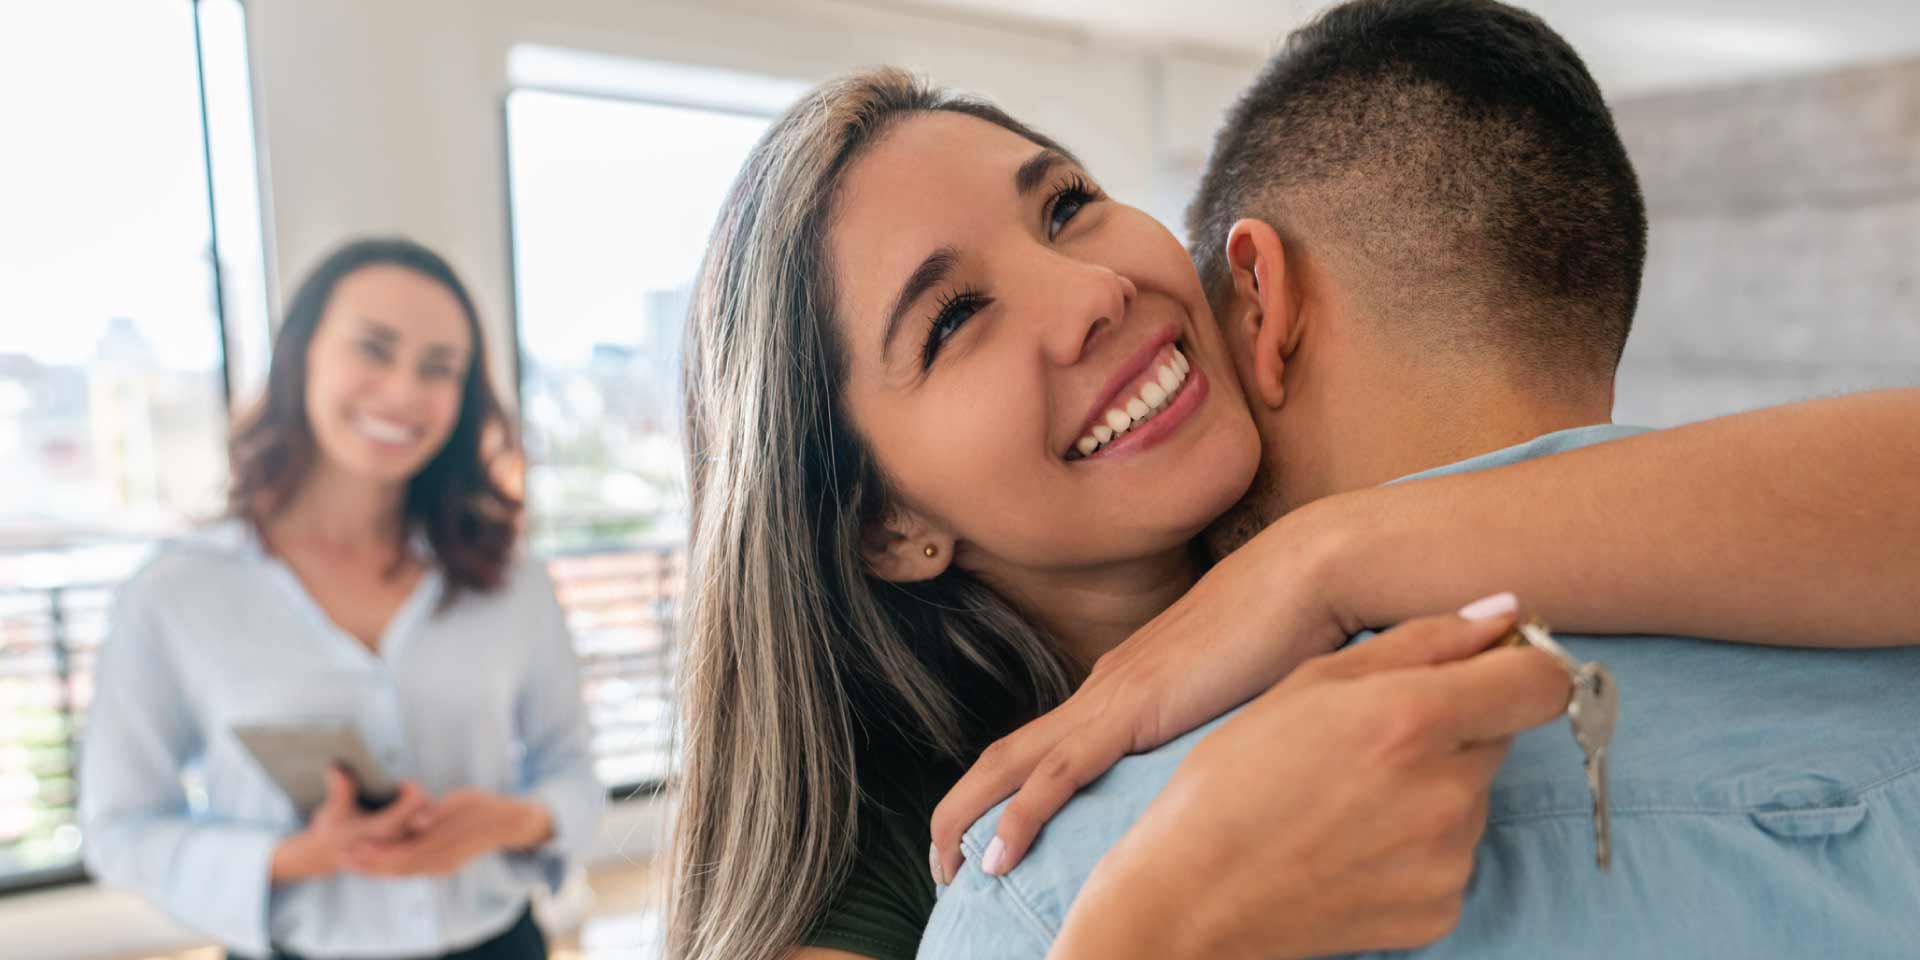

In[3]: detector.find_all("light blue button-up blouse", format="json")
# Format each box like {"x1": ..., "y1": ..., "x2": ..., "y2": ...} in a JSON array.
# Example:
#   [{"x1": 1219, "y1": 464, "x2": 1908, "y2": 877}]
[{"x1": 78, "y1": 520, "x2": 606, "y2": 958}]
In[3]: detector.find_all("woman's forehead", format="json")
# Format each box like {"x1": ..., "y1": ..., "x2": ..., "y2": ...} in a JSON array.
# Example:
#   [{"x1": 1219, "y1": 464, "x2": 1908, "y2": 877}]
[{"x1": 830, "y1": 113, "x2": 1060, "y2": 359}]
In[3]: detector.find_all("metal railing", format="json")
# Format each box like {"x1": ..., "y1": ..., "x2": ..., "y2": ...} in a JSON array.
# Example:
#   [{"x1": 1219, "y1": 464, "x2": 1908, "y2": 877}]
[{"x1": 0, "y1": 545, "x2": 684, "y2": 894}]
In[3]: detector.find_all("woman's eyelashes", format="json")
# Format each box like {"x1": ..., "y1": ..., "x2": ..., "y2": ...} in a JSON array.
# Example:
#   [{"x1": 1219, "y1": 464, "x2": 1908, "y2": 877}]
[
  {"x1": 918, "y1": 174, "x2": 1106, "y2": 370},
  {"x1": 1045, "y1": 174, "x2": 1103, "y2": 240},
  {"x1": 921, "y1": 287, "x2": 990, "y2": 370}
]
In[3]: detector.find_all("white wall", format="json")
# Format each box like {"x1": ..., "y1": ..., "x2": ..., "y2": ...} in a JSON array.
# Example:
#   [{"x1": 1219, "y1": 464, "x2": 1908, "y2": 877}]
[{"x1": 243, "y1": 0, "x2": 1258, "y2": 400}]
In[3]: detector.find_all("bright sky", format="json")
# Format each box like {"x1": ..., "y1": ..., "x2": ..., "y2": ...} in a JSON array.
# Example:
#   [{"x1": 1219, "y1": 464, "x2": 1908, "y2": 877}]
[
  {"x1": 506, "y1": 92, "x2": 770, "y2": 365},
  {"x1": 0, "y1": 1, "x2": 251, "y2": 372}
]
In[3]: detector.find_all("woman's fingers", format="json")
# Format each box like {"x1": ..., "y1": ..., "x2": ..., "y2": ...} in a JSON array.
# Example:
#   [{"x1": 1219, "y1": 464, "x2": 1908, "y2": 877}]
[
  {"x1": 1421, "y1": 647, "x2": 1572, "y2": 746},
  {"x1": 983, "y1": 725, "x2": 1129, "y2": 875},
  {"x1": 317, "y1": 766, "x2": 358, "y2": 820},
  {"x1": 930, "y1": 711, "x2": 1073, "y2": 883},
  {"x1": 356, "y1": 781, "x2": 430, "y2": 842},
  {"x1": 1306, "y1": 601, "x2": 1518, "y2": 683}
]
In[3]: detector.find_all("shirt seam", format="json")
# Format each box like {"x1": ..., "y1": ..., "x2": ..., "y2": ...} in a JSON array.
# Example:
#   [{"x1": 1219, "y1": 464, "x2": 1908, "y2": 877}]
[{"x1": 960, "y1": 833, "x2": 1062, "y2": 943}]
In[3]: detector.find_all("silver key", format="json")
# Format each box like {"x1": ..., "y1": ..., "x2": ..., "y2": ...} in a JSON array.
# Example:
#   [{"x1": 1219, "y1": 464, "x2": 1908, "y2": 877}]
[
  {"x1": 1498, "y1": 618, "x2": 1618, "y2": 872},
  {"x1": 1569, "y1": 662, "x2": 1617, "y2": 871}
]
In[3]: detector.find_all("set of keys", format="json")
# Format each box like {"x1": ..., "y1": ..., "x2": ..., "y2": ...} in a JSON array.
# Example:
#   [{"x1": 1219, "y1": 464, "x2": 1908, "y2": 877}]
[{"x1": 1497, "y1": 618, "x2": 1618, "y2": 872}]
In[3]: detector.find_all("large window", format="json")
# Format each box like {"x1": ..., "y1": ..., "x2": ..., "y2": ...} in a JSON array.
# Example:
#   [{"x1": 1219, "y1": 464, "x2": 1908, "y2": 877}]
[
  {"x1": 506, "y1": 77, "x2": 782, "y2": 788},
  {"x1": 0, "y1": 0, "x2": 267, "y2": 889}
]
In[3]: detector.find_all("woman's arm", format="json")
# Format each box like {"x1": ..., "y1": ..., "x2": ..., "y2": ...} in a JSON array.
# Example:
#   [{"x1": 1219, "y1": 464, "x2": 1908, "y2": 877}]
[
  {"x1": 1308, "y1": 388, "x2": 1920, "y2": 646},
  {"x1": 932, "y1": 388, "x2": 1920, "y2": 881},
  {"x1": 1050, "y1": 613, "x2": 1569, "y2": 960},
  {"x1": 79, "y1": 579, "x2": 287, "y2": 957}
]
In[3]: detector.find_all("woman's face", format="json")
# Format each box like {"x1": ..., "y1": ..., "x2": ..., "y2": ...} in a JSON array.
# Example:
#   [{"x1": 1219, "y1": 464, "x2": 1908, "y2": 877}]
[
  {"x1": 304, "y1": 264, "x2": 472, "y2": 485},
  {"x1": 832, "y1": 112, "x2": 1261, "y2": 577}
]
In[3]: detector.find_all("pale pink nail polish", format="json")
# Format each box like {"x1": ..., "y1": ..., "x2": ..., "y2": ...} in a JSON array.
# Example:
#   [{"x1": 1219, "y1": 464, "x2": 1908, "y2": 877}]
[
  {"x1": 981, "y1": 837, "x2": 1008, "y2": 876},
  {"x1": 1458, "y1": 591, "x2": 1518, "y2": 621}
]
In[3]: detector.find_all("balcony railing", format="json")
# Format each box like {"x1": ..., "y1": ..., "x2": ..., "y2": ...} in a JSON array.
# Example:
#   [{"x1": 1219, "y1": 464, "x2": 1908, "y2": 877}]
[{"x1": 0, "y1": 544, "x2": 683, "y2": 894}]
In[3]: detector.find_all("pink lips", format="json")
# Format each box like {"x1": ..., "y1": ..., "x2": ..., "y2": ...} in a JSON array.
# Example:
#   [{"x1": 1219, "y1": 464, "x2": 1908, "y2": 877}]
[
  {"x1": 1072, "y1": 361, "x2": 1209, "y2": 464},
  {"x1": 1067, "y1": 326, "x2": 1180, "y2": 451}
]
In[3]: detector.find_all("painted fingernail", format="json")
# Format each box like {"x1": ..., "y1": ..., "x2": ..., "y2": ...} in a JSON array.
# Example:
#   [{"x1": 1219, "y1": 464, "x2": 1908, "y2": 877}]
[
  {"x1": 1458, "y1": 591, "x2": 1518, "y2": 621},
  {"x1": 981, "y1": 837, "x2": 1008, "y2": 876},
  {"x1": 929, "y1": 843, "x2": 945, "y2": 886}
]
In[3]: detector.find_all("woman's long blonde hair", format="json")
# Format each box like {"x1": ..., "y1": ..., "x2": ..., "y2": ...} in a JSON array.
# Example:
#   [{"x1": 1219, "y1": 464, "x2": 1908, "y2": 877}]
[{"x1": 669, "y1": 69, "x2": 1080, "y2": 960}]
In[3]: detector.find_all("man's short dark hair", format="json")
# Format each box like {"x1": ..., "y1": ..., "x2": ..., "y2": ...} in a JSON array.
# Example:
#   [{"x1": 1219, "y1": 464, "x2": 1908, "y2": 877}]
[{"x1": 1188, "y1": 0, "x2": 1647, "y2": 376}]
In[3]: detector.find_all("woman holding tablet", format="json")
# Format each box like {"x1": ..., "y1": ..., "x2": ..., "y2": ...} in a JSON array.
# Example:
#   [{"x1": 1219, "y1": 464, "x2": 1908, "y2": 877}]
[{"x1": 79, "y1": 238, "x2": 604, "y2": 960}]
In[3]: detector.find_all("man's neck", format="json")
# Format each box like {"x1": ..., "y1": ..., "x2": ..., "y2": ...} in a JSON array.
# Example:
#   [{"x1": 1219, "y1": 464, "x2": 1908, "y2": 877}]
[{"x1": 1278, "y1": 363, "x2": 1613, "y2": 511}]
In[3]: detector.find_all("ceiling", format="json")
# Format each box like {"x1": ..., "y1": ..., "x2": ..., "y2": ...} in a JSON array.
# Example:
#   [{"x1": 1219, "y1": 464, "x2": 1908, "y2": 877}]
[{"x1": 879, "y1": 0, "x2": 1920, "y2": 96}]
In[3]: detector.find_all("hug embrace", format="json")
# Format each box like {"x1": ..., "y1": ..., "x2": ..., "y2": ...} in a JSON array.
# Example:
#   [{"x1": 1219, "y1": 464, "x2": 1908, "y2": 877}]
[{"x1": 667, "y1": 1, "x2": 1920, "y2": 959}]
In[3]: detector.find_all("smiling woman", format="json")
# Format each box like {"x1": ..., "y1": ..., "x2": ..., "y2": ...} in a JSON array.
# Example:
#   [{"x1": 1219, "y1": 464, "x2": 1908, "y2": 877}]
[
  {"x1": 229, "y1": 239, "x2": 517, "y2": 598},
  {"x1": 78, "y1": 238, "x2": 605, "y2": 959}
]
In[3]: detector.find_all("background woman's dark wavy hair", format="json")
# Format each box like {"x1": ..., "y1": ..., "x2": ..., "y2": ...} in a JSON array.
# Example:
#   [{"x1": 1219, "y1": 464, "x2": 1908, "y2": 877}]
[{"x1": 228, "y1": 237, "x2": 522, "y2": 600}]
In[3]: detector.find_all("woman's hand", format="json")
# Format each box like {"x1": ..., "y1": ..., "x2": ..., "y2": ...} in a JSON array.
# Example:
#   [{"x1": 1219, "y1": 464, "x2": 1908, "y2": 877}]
[
  {"x1": 931, "y1": 524, "x2": 1358, "y2": 882},
  {"x1": 341, "y1": 788, "x2": 553, "y2": 877},
  {"x1": 269, "y1": 767, "x2": 432, "y2": 883},
  {"x1": 1048, "y1": 609, "x2": 1570, "y2": 960}
]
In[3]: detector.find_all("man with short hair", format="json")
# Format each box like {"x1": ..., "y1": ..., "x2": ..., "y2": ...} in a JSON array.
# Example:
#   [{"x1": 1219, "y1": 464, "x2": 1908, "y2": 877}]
[{"x1": 915, "y1": 2, "x2": 1920, "y2": 957}]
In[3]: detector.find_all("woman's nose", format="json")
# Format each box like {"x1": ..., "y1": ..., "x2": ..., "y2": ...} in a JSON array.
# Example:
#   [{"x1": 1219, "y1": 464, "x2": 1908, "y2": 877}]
[{"x1": 1039, "y1": 260, "x2": 1138, "y2": 367}]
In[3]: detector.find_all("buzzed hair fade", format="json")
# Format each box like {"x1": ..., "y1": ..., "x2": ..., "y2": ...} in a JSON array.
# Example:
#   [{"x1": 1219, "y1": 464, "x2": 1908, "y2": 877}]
[{"x1": 1188, "y1": 0, "x2": 1648, "y2": 378}]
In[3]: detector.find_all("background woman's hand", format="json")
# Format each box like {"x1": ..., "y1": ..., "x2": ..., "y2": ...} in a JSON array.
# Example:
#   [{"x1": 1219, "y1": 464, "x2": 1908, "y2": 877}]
[
  {"x1": 268, "y1": 767, "x2": 432, "y2": 883},
  {"x1": 931, "y1": 525, "x2": 1356, "y2": 882},
  {"x1": 1048, "y1": 607, "x2": 1571, "y2": 960},
  {"x1": 340, "y1": 788, "x2": 553, "y2": 877}
]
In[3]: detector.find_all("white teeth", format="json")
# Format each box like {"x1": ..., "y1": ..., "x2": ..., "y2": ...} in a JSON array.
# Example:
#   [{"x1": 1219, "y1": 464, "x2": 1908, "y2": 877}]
[
  {"x1": 356, "y1": 415, "x2": 416, "y2": 445},
  {"x1": 1069, "y1": 344, "x2": 1198, "y2": 461}
]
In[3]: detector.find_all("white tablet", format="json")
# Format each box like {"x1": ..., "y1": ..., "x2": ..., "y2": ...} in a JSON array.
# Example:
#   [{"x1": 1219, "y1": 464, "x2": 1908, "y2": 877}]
[{"x1": 232, "y1": 721, "x2": 399, "y2": 818}]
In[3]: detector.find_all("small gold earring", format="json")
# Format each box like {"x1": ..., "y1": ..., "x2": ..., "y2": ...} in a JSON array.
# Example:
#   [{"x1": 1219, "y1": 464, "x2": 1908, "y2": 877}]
[{"x1": 923, "y1": 544, "x2": 938, "y2": 558}]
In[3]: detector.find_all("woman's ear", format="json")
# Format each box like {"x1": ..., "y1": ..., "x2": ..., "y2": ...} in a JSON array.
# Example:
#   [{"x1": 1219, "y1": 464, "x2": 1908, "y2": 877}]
[
  {"x1": 1224, "y1": 219, "x2": 1300, "y2": 411},
  {"x1": 862, "y1": 507, "x2": 954, "y2": 583}
]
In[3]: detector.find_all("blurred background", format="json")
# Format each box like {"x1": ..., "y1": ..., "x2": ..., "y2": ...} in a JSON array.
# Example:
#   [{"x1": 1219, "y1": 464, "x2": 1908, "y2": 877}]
[{"x1": 0, "y1": 1, "x2": 1915, "y2": 957}]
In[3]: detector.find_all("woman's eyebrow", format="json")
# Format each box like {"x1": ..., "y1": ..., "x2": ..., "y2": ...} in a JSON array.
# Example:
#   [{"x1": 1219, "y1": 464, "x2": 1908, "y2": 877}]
[
  {"x1": 1014, "y1": 149, "x2": 1069, "y2": 198},
  {"x1": 357, "y1": 318, "x2": 399, "y2": 340},
  {"x1": 881, "y1": 245, "x2": 958, "y2": 358}
]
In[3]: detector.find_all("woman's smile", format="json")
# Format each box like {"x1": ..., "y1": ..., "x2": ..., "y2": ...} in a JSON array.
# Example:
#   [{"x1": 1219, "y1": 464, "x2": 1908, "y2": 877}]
[
  {"x1": 1062, "y1": 339, "x2": 1203, "y2": 463},
  {"x1": 832, "y1": 110, "x2": 1261, "y2": 572}
]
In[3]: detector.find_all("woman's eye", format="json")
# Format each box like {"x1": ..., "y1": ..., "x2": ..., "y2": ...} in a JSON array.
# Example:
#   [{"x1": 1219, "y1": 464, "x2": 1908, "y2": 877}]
[
  {"x1": 1046, "y1": 175, "x2": 1102, "y2": 240},
  {"x1": 922, "y1": 291, "x2": 990, "y2": 370},
  {"x1": 420, "y1": 364, "x2": 455, "y2": 381},
  {"x1": 358, "y1": 340, "x2": 391, "y2": 362}
]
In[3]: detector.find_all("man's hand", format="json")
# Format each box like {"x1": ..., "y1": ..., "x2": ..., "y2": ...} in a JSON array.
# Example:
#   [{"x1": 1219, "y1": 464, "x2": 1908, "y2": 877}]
[
  {"x1": 341, "y1": 789, "x2": 552, "y2": 878},
  {"x1": 1049, "y1": 604, "x2": 1572, "y2": 960}
]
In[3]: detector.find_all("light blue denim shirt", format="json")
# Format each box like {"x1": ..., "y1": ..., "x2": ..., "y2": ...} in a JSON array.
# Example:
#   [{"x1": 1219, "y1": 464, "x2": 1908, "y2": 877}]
[
  {"x1": 79, "y1": 520, "x2": 606, "y2": 958},
  {"x1": 920, "y1": 425, "x2": 1920, "y2": 959}
]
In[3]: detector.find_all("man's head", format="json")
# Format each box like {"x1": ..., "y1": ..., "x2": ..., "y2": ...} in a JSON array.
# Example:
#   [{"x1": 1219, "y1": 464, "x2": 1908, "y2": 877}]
[{"x1": 1191, "y1": 0, "x2": 1646, "y2": 534}]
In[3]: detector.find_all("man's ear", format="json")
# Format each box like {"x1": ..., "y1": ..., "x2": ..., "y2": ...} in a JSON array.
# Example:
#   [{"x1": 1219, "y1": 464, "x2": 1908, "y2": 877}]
[
  {"x1": 861, "y1": 506, "x2": 954, "y2": 583},
  {"x1": 1224, "y1": 219, "x2": 1301, "y2": 411}
]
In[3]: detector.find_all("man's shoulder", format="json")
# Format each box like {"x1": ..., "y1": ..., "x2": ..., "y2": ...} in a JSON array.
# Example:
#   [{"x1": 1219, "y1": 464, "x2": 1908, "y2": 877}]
[{"x1": 932, "y1": 708, "x2": 1244, "y2": 950}]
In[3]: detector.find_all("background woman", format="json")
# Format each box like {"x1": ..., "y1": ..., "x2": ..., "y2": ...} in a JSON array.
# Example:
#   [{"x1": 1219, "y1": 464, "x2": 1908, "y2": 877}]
[{"x1": 80, "y1": 238, "x2": 604, "y2": 960}]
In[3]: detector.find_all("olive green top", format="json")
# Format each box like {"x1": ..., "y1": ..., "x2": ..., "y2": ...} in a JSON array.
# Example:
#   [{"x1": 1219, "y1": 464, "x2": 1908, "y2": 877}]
[{"x1": 803, "y1": 763, "x2": 955, "y2": 959}]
